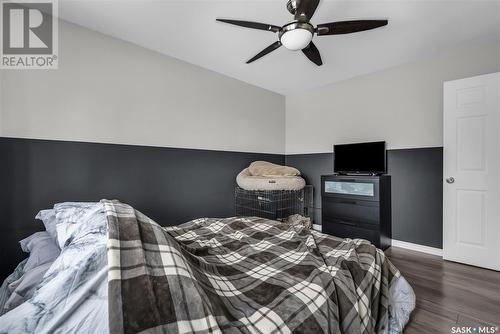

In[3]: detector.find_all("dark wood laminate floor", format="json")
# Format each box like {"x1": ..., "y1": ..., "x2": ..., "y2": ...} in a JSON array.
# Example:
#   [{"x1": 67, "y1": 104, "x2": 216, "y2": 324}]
[{"x1": 385, "y1": 247, "x2": 500, "y2": 333}]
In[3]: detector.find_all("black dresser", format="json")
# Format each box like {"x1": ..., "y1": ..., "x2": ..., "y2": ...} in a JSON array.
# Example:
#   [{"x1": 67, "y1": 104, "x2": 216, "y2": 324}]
[{"x1": 321, "y1": 175, "x2": 391, "y2": 250}]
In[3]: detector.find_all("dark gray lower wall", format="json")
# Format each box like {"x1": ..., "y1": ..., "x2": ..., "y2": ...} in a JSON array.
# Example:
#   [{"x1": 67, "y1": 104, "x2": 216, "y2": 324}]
[
  {"x1": 285, "y1": 147, "x2": 443, "y2": 249},
  {"x1": 0, "y1": 137, "x2": 283, "y2": 279},
  {"x1": 0, "y1": 137, "x2": 443, "y2": 280}
]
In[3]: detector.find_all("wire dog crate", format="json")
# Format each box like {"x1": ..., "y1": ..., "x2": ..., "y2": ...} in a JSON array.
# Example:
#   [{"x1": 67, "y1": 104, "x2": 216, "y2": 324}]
[{"x1": 235, "y1": 186, "x2": 313, "y2": 221}]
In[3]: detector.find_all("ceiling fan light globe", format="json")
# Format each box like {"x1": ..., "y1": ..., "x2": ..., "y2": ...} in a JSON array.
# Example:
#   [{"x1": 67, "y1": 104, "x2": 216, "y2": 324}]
[{"x1": 280, "y1": 28, "x2": 313, "y2": 51}]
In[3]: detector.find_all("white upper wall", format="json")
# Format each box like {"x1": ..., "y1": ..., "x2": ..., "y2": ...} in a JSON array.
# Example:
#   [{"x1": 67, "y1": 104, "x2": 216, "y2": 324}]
[
  {"x1": 0, "y1": 20, "x2": 286, "y2": 154},
  {"x1": 285, "y1": 35, "x2": 500, "y2": 154}
]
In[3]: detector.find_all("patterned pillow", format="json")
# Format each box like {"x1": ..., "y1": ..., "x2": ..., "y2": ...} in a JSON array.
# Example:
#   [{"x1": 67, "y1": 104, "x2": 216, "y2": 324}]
[
  {"x1": 35, "y1": 209, "x2": 58, "y2": 243},
  {"x1": 54, "y1": 202, "x2": 104, "y2": 248}
]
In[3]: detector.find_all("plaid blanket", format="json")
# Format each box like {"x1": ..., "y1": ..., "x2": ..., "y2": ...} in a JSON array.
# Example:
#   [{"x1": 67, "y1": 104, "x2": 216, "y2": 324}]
[{"x1": 103, "y1": 200, "x2": 400, "y2": 334}]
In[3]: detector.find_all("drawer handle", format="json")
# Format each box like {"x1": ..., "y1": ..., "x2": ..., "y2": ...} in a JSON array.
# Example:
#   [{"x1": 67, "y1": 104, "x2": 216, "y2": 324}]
[
  {"x1": 337, "y1": 220, "x2": 357, "y2": 226},
  {"x1": 339, "y1": 200, "x2": 357, "y2": 205}
]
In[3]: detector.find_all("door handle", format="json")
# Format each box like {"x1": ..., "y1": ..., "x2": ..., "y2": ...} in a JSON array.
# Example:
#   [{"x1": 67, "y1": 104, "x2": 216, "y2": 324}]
[{"x1": 446, "y1": 177, "x2": 455, "y2": 184}]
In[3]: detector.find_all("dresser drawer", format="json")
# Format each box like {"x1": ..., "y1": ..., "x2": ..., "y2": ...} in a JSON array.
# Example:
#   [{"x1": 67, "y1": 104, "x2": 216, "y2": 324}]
[
  {"x1": 322, "y1": 177, "x2": 380, "y2": 202},
  {"x1": 322, "y1": 198, "x2": 380, "y2": 225},
  {"x1": 323, "y1": 219, "x2": 380, "y2": 246}
]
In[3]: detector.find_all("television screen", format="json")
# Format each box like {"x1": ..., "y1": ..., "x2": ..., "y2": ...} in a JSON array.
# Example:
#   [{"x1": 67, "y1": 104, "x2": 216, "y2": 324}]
[{"x1": 334, "y1": 141, "x2": 386, "y2": 174}]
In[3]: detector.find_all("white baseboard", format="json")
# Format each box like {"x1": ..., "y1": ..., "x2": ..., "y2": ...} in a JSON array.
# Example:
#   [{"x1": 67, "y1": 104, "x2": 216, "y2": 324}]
[{"x1": 391, "y1": 239, "x2": 443, "y2": 257}]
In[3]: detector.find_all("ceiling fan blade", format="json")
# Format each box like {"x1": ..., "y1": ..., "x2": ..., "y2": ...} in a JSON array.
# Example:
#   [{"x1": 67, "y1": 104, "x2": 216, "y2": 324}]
[
  {"x1": 302, "y1": 42, "x2": 322, "y2": 66},
  {"x1": 216, "y1": 19, "x2": 280, "y2": 33},
  {"x1": 295, "y1": 0, "x2": 320, "y2": 21},
  {"x1": 316, "y1": 20, "x2": 388, "y2": 36},
  {"x1": 295, "y1": 0, "x2": 319, "y2": 22},
  {"x1": 246, "y1": 41, "x2": 282, "y2": 64}
]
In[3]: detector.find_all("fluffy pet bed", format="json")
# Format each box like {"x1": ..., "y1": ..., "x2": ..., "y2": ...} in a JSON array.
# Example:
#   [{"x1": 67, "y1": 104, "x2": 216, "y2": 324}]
[
  {"x1": 248, "y1": 161, "x2": 301, "y2": 177},
  {"x1": 236, "y1": 168, "x2": 306, "y2": 191}
]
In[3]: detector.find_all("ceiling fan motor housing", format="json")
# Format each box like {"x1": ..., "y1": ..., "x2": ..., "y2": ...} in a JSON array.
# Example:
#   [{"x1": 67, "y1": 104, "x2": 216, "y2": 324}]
[{"x1": 286, "y1": 0, "x2": 298, "y2": 15}]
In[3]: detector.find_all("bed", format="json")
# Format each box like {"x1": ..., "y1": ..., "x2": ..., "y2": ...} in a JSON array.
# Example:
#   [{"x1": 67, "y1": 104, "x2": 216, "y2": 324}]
[{"x1": 0, "y1": 201, "x2": 415, "y2": 333}]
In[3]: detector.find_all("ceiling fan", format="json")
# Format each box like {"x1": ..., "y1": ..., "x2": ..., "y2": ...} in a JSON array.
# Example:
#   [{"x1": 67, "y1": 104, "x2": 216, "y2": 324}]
[{"x1": 216, "y1": 0, "x2": 388, "y2": 66}]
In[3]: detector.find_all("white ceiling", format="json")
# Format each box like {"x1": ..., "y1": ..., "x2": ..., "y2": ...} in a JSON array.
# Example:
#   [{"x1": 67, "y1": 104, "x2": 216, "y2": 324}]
[{"x1": 59, "y1": 0, "x2": 500, "y2": 95}]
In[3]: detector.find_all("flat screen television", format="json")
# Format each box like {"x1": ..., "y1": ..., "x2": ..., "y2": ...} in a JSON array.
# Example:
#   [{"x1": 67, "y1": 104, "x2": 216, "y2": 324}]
[{"x1": 334, "y1": 141, "x2": 387, "y2": 175}]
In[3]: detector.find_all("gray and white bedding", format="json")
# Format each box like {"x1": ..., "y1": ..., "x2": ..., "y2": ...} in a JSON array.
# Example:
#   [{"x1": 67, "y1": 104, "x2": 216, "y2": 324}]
[
  {"x1": 0, "y1": 201, "x2": 415, "y2": 333},
  {"x1": 0, "y1": 231, "x2": 61, "y2": 313},
  {"x1": 0, "y1": 202, "x2": 109, "y2": 333}
]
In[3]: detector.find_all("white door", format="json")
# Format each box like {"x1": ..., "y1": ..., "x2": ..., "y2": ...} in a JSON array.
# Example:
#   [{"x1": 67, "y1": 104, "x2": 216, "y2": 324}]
[{"x1": 443, "y1": 72, "x2": 500, "y2": 271}]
